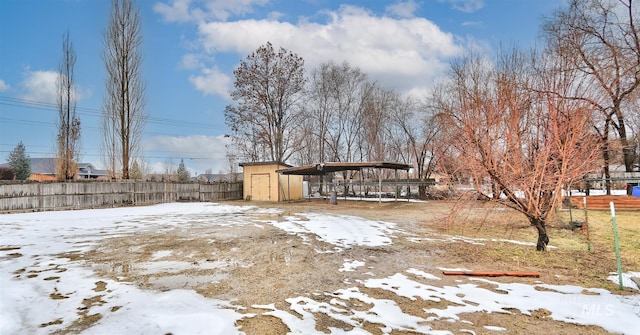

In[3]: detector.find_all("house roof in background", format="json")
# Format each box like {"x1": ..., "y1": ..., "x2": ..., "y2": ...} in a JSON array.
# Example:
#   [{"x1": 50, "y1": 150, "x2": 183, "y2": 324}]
[
  {"x1": 0, "y1": 158, "x2": 107, "y2": 176},
  {"x1": 0, "y1": 157, "x2": 58, "y2": 174}
]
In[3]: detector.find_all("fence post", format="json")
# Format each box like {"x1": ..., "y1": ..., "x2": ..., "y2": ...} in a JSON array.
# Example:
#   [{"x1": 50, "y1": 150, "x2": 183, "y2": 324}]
[
  {"x1": 583, "y1": 197, "x2": 590, "y2": 252},
  {"x1": 610, "y1": 202, "x2": 624, "y2": 290}
]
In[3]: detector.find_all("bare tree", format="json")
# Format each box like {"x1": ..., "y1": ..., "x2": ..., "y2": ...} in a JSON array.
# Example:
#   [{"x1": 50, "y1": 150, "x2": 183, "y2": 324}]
[
  {"x1": 543, "y1": 0, "x2": 640, "y2": 189},
  {"x1": 303, "y1": 61, "x2": 377, "y2": 194},
  {"x1": 162, "y1": 158, "x2": 176, "y2": 181},
  {"x1": 56, "y1": 31, "x2": 81, "y2": 180},
  {"x1": 309, "y1": 61, "x2": 370, "y2": 163},
  {"x1": 390, "y1": 96, "x2": 441, "y2": 198},
  {"x1": 332, "y1": 67, "x2": 370, "y2": 163},
  {"x1": 225, "y1": 145, "x2": 239, "y2": 182},
  {"x1": 102, "y1": 0, "x2": 146, "y2": 179},
  {"x1": 435, "y1": 49, "x2": 601, "y2": 251},
  {"x1": 225, "y1": 42, "x2": 305, "y2": 163},
  {"x1": 359, "y1": 84, "x2": 394, "y2": 163},
  {"x1": 304, "y1": 62, "x2": 340, "y2": 164},
  {"x1": 292, "y1": 115, "x2": 319, "y2": 166}
]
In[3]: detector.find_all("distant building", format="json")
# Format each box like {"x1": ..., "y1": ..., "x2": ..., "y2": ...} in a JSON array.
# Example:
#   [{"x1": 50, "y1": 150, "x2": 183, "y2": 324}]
[
  {"x1": 0, "y1": 158, "x2": 107, "y2": 181},
  {"x1": 77, "y1": 162, "x2": 107, "y2": 179}
]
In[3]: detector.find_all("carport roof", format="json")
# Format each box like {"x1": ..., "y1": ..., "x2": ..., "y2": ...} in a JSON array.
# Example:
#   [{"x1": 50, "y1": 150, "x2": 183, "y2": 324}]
[{"x1": 277, "y1": 161, "x2": 412, "y2": 175}]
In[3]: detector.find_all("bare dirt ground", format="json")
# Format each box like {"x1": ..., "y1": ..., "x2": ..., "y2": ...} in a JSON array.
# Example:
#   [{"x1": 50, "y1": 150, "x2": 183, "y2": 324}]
[{"x1": 80, "y1": 199, "x2": 639, "y2": 334}]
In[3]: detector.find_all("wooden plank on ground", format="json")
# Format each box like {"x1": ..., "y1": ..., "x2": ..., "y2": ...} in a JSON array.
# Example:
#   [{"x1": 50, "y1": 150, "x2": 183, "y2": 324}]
[{"x1": 442, "y1": 271, "x2": 540, "y2": 278}]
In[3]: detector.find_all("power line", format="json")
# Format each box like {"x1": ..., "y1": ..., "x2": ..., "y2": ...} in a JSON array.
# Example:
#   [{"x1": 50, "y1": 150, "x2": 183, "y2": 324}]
[
  {"x1": 0, "y1": 95, "x2": 228, "y2": 131},
  {"x1": 0, "y1": 117, "x2": 222, "y2": 137},
  {"x1": 0, "y1": 149, "x2": 226, "y2": 161},
  {"x1": 0, "y1": 96, "x2": 233, "y2": 163}
]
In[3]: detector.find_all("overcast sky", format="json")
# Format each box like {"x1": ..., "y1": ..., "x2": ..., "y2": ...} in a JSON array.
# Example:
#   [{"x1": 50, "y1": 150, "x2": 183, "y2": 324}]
[{"x1": 0, "y1": 0, "x2": 562, "y2": 174}]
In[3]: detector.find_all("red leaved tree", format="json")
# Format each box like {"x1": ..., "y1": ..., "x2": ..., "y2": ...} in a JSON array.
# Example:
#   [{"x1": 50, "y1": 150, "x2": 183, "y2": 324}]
[{"x1": 434, "y1": 49, "x2": 602, "y2": 251}]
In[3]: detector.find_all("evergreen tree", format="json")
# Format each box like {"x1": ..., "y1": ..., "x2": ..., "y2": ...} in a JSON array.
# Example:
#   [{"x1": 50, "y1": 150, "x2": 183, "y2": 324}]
[
  {"x1": 176, "y1": 159, "x2": 190, "y2": 182},
  {"x1": 8, "y1": 141, "x2": 31, "y2": 180},
  {"x1": 130, "y1": 159, "x2": 142, "y2": 180}
]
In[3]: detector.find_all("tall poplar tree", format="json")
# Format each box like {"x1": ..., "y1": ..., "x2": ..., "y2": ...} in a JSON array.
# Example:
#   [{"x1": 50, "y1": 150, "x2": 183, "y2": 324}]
[
  {"x1": 102, "y1": 0, "x2": 146, "y2": 179},
  {"x1": 56, "y1": 31, "x2": 81, "y2": 180}
]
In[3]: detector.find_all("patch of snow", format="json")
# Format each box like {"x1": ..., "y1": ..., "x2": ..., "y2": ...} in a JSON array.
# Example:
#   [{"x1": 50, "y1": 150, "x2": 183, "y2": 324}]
[
  {"x1": 150, "y1": 250, "x2": 172, "y2": 260},
  {"x1": 607, "y1": 271, "x2": 640, "y2": 290},
  {"x1": 361, "y1": 273, "x2": 639, "y2": 333},
  {"x1": 268, "y1": 213, "x2": 400, "y2": 251},
  {"x1": 484, "y1": 325, "x2": 507, "y2": 331},
  {"x1": 339, "y1": 259, "x2": 366, "y2": 272},
  {"x1": 407, "y1": 268, "x2": 441, "y2": 281}
]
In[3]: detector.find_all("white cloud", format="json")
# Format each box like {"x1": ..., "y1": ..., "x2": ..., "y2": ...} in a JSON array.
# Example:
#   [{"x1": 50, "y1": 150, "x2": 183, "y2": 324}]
[
  {"x1": 194, "y1": 5, "x2": 464, "y2": 94},
  {"x1": 144, "y1": 134, "x2": 232, "y2": 174},
  {"x1": 180, "y1": 53, "x2": 202, "y2": 69},
  {"x1": 438, "y1": 0, "x2": 485, "y2": 13},
  {"x1": 18, "y1": 69, "x2": 89, "y2": 104},
  {"x1": 188, "y1": 65, "x2": 232, "y2": 98},
  {"x1": 0, "y1": 79, "x2": 10, "y2": 92},
  {"x1": 267, "y1": 11, "x2": 284, "y2": 21},
  {"x1": 19, "y1": 69, "x2": 58, "y2": 103},
  {"x1": 154, "y1": 0, "x2": 269, "y2": 22},
  {"x1": 385, "y1": 0, "x2": 420, "y2": 18},
  {"x1": 154, "y1": 0, "x2": 198, "y2": 22}
]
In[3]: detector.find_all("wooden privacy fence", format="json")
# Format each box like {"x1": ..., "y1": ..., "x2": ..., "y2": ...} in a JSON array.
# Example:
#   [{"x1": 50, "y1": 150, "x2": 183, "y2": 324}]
[
  {"x1": 569, "y1": 195, "x2": 640, "y2": 210},
  {"x1": 0, "y1": 181, "x2": 243, "y2": 213}
]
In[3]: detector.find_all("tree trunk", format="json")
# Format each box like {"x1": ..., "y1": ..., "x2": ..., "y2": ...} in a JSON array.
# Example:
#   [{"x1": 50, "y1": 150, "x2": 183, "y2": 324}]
[
  {"x1": 418, "y1": 184, "x2": 426, "y2": 199},
  {"x1": 601, "y1": 125, "x2": 612, "y2": 195},
  {"x1": 531, "y1": 217, "x2": 550, "y2": 251},
  {"x1": 491, "y1": 181, "x2": 501, "y2": 200}
]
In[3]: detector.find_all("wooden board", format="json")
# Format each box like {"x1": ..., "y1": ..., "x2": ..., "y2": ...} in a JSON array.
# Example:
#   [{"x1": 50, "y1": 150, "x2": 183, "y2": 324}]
[{"x1": 443, "y1": 271, "x2": 540, "y2": 278}]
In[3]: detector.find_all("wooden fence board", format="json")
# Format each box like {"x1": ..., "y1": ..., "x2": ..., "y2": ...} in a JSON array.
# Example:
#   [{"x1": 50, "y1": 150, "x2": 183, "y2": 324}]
[
  {"x1": 0, "y1": 181, "x2": 243, "y2": 213},
  {"x1": 569, "y1": 195, "x2": 640, "y2": 210}
]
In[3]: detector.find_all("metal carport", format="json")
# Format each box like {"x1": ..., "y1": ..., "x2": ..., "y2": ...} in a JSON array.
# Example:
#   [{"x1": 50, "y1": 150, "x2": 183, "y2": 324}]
[{"x1": 277, "y1": 161, "x2": 412, "y2": 203}]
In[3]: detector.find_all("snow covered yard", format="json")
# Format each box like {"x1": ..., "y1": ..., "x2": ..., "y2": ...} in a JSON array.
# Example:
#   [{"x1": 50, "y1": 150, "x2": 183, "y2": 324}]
[{"x1": 1, "y1": 202, "x2": 639, "y2": 334}]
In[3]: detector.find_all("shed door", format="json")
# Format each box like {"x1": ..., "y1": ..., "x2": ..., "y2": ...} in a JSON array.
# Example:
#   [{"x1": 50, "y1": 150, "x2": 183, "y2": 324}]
[{"x1": 251, "y1": 173, "x2": 271, "y2": 201}]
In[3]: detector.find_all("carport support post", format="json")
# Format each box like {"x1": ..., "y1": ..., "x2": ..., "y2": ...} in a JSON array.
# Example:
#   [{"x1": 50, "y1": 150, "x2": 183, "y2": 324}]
[
  {"x1": 395, "y1": 169, "x2": 398, "y2": 202},
  {"x1": 378, "y1": 169, "x2": 382, "y2": 204},
  {"x1": 406, "y1": 170, "x2": 410, "y2": 202},
  {"x1": 359, "y1": 168, "x2": 363, "y2": 200}
]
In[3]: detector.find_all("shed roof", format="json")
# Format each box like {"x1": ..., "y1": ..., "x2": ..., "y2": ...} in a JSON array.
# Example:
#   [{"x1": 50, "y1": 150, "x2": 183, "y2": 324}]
[
  {"x1": 239, "y1": 161, "x2": 293, "y2": 168},
  {"x1": 277, "y1": 161, "x2": 412, "y2": 175}
]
